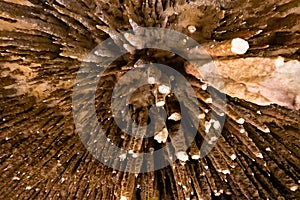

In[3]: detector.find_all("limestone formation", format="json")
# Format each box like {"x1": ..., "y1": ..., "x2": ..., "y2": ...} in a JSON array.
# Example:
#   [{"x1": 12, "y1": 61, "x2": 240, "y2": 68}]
[{"x1": 0, "y1": 0, "x2": 299, "y2": 199}]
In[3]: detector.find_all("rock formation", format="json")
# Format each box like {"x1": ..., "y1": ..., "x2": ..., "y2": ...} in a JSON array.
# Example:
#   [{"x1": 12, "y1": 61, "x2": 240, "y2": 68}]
[{"x1": 0, "y1": 0, "x2": 299, "y2": 199}]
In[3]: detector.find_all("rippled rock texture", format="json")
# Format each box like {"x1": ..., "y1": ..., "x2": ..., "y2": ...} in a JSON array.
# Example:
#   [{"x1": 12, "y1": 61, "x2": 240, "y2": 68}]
[{"x1": 0, "y1": 0, "x2": 299, "y2": 199}]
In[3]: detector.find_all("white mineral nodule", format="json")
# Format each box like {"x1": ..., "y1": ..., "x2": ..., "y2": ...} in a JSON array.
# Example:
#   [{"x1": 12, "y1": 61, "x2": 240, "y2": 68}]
[
  {"x1": 119, "y1": 153, "x2": 127, "y2": 161},
  {"x1": 230, "y1": 154, "x2": 237, "y2": 160},
  {"x1": 156, "y1": 101, "x2": 165, "y2": 107},
  {"x1": 201, "y1": 83, "x2": 208, "y2": 90},
  {"x1": 176, "y1": 151, "x2": 189, "y2": 162},
  {"x1": 231, "y1": 38, "x2": 249, "y2": 54},
  {"x1": 158, "y1": 85, "x2": 171, "y2": 94},
  {"x1": 198, "y1": 113, "x2": 206, "y2": 119},
  {"x1": 154, "y1": 128, "x2": 168, "y2": 143},
  {"x1": 120, "y1": 196, "x2": 128, "y2": 200},
  {"x1": 187, "y1": 25, "x2": 196, "y2": 33},
  {"x1": 256, "y1": 153, "x2": 263, "y2": 159},
  {"x1": 237, "y1": 118, "x2": 245, "y2": 125},
  {"x1": 222, "y1": 169, "x2": 230, "y2": 174},
  {"x1": 290, "y1": 185, "x2": 298, "y2": 192},
  {"x1": 213, "y1": 120, "x2": 221, "y2": 130},
  {"x1": 191, "y1": 154, "x2": 201, "y2": 160},
  {"x1": 148, "y1": 77, "x2": 155, "y2": 84},
  {"x1": 168, "y1": 112, "x2": 181, "y2": 121},
  {"x1": 205, "y1": 98, "x2": 213, "y2": 104}
]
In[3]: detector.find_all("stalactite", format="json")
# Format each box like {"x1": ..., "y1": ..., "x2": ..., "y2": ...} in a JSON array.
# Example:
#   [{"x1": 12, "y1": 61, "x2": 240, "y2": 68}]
[{"x1": 1, "y1": 0, "x2": 299, "y2": 199}]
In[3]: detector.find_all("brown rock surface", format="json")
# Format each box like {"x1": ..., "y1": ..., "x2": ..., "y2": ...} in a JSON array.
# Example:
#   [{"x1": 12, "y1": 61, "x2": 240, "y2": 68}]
[{"x1": 0, "y1": 0, "x2": 299, "y2": 199}]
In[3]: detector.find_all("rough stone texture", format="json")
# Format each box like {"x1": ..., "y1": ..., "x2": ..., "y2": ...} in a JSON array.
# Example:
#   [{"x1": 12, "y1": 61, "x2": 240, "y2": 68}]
[
  {"x1": 202, "y1": 57, "x2": 300, "y2": 110},
  {"x1": 0, "y1": 0, "x2": 300, "y2": 200}
]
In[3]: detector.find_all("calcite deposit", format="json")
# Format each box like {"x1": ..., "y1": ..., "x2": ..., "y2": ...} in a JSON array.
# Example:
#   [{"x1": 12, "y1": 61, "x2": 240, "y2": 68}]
[{"x1": 0, "y1": 0, "x2": 299, "y2": 199}]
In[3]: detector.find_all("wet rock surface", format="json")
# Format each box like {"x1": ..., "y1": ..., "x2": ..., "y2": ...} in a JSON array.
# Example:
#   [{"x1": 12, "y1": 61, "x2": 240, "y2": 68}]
[{"x1": 0, "y1": 0, "x2": 300, "y2": 199}]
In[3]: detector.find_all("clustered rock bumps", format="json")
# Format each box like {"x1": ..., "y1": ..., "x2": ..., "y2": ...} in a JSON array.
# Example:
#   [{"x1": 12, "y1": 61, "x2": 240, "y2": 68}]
[{"x1": 0, "y1": 0, "x2": 299, "y2": 199}]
